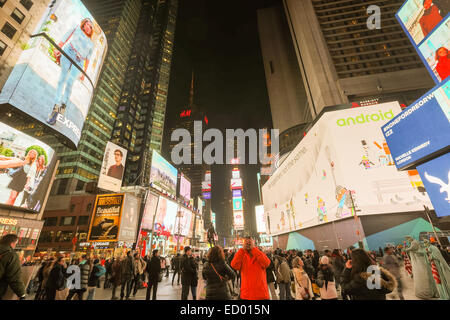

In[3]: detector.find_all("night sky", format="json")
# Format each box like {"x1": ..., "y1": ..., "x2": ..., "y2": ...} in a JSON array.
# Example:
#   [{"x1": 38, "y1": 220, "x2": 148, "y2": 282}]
[{"x1": 162, "y1": 0, "x2": 281, "y2": 234}]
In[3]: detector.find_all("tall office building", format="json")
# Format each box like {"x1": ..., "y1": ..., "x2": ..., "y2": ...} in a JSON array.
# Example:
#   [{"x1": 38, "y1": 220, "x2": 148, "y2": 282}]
[
  {"x1": 49, "y1": 0, "x2": 177, "y2": 194},
  {"x1": 281, "y1": 0, "x2": 435, "y2": 115}
]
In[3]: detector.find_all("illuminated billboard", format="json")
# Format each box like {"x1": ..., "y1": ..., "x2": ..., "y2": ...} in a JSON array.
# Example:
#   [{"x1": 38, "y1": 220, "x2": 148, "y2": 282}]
[
  {"x1": 154, "y1": 196, "x2": 178, "y2": 235},
  {"x1": 150, "y1": 150, "x2": 178, "y2": 197},
  {"x1": 87, "y1": 194, "x2": 124, "y2": 242},
  {"x1": 179, "y1": 173, "x2": 191, "y2": 201},
  {"x1": 202, "y1": 191, "x2": 211, "y2": 200},
  {"x1": 0, "y1": 0, "x2": 108, "y2": 147},
  {"x1": 230, "y1": 178, "x2": 243, "y2": 190},
  {"x1": 140, "y1": 192, "x2": 159, "y2": 230},
  {"x1": 255, "y1": 205, "x2": 266, "y2": 233},
  {"x1": 0, "y1": 121, "x2": 57, "y2": 213},
  {"x1": 233, "y1": 197, "x2": 243, "y2": 211},
  {"x1": 119, "y1": 194, "x2": 140, "y2": 243},
  {"x1": 232, "y1": 169, "x2": 240, "y2": 179},
  {"x1": 233, "y1": 211, "x2": 244, "y2": 231},
  {"x1": 98, "y1": 142, "x2": 127, "y2": 192},
  {"x1": 174, "y1": 206, "x2": 193, "y2": 237},
  {"x1": 382, "y1": 78, "x2": 450, "y2": 170},
  {"x1": 262, "y1": 102, "x2": 433, "y2": 236},
  {"x1": 232, "y1": 189, "x2": 242, "y2": 198}
]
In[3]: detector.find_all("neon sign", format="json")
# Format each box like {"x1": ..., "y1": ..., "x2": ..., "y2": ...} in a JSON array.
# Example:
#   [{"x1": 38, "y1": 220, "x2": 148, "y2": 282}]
[
  {"x1": 180, "y1": 110, "x2": 192, "y2": 117},
  {"x1": 154, "y1": 223, "x2": 171, "y2": 238}
]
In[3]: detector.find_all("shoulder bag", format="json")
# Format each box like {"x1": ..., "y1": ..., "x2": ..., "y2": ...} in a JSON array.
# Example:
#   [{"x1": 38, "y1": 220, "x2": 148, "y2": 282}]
[{"x1": 294, "y1": 271, "x2": 311, "y2": 300}]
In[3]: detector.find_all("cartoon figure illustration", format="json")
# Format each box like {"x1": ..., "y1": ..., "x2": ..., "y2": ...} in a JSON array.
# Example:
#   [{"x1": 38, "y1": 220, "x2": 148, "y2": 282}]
[
  {"x1": 285, "y1": 203, "x2": 293, "y2": 230},
  {"x1": 322, "y1": 170, "x2": 327, "y2": 180},
  {"x1": 335, "y1": 185, "x2": 354, "y2": 218},
  {"x1": 374, "y1": 140, "x2": 394, "y2": 166},
  {"x1": 317, "y1": 197, "x2": 327, "y2": 223},
  {"x1": 280, "y1": 211, "x2": 286, "y2": 230},
  {"x1": 378, "y1": 154, "x2": 389, "y2": 166},
  {"x1": 288, "y1": 198, "x2": 296, "y2": 229},
  {"x1": 305, "y1": 193, "x2": 308, "y2": 204},
  {"x1": 424, "y1": 171, "x2": 450, "y2": 203},
  {"x1": 359, "y1": 155, "x2": 375, "y2": 169}
]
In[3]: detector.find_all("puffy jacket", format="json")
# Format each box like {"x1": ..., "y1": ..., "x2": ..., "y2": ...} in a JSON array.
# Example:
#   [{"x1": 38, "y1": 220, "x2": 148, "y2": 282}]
[
  {"x1": 121, "y1": 256, "x2": 135, "y2": 280},
  {"x1": 0, "y1": 244, "x2": 25, "y2": 299},
  {"x1": 181, "y1": 254, "x2": 198, "y2": 286},
  {"x1": 202, "y1": 260, "x2": 235, "y2": 300},
  {"x1": 79, "y1": 261, "x2": 91, "y2": 290},
  {"x1": 231, "y1": 248, "x2": 270, "y2": 300},
  {"x1": 316, "y1": 268, "x2": 338, "y2": 300},
  {"x1": 341, "y1": 266, "x2": 396, "y2": 300},
  {"x1": 331, "y1": 256, "x2": 345, "y2": 281}
]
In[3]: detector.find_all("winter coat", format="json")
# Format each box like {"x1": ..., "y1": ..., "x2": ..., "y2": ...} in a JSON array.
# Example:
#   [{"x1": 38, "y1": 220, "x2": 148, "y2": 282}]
[
  {"x1": 202, "y1": 260, "x2": 236, "y2": 300},
  {"x1": 134, "y1": 257, "x2": 147, "y2": 276},
  {"x1": 382, "y1": 254, "x2": 401, "y2": 279},
  {"x1": 88, "y1": 264, "x2": 106, "y2": 287},
  {"x1": 46, "y1": 263, "x2": 66, "y2": 290},
  {"x1": 266, "y1": 259, "x2": 276, "y2": 284},
  {"x1": 0, "y1": 244, "x2": 25, "y2": 299},
  {"x1": 181, "y1": 254, "x2": 198, "y2": 286},
  {"x1": 121, "y1": 256, "x2": 135, "y2": 280},
  {"x1": 146, "y1": 256, "x2": 161, "y2": 281},
  {"x1": 316, "y1": 268, "x2": 338, "y2": 299},
  {"x1": 172, "y1": 256, "x2": 182, "y2": 271},
  {"x1": 110, "y1": 260, "x2": 122, "y2": 286},
  {"x1": 341, "y1": 266, "x2": 396, "y2": 300},
  {"x1": 79, "y1": 261, "x2": 90, "y2": 289},
  {"x1": 331, "y1": 256, "x2": 345, "y2": 281},
  {"x1": 42, "y1": 261, "x2": 55, "y2": 289},
  {"x1": 277, "y1": 258, "x2": 291, "y2": 283},
  {"x1": 231, "y1": 247, "x2": 270, "y2": 300},
  {"x1": 292, "y1": 268, "x2": 314, "y2": 300}
]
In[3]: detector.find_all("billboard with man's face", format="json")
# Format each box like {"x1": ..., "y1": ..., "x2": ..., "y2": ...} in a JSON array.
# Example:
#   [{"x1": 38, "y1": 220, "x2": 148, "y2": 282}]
[
  {"x1": 0, "y1": 121, "x2": 57, "y2": 213},
  {"x1": 98, "y1": 142, "x2": 127, "y2": 192},
  {"x1": 0, "y1": 0, "x2": 107, "y2": 148}
]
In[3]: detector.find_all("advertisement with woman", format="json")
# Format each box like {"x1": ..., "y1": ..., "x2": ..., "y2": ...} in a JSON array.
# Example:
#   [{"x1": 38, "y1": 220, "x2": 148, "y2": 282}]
[
  {"x1": 0, "y1": 122, "x2": 57, "y2": 212},
  {"x1": 0, "y1": 0, "x2": 107, "y2": 148}
]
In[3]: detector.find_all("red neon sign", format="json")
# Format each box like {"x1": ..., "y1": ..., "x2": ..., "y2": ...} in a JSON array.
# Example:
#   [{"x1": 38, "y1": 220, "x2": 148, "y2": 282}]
[{"x1": 180, "y1": 110, "x2": 192, "y2": 118}]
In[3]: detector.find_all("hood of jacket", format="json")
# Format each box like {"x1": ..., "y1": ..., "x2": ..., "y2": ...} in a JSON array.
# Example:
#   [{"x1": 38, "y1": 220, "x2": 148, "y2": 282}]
[{"x1": 358, "y1": 267, "x2": 397, "y2": 292}]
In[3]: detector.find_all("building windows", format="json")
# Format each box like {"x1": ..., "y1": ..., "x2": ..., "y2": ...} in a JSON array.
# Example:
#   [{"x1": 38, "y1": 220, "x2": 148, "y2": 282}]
[
  {"x1": 44, "y1": 217, "x2": 58, "y2": 226},
  {"x1": 0, "y1": 40, "x2": 7, "y2": 56},
  {"x1": 1, "y1": 22, "x2": 17, "y2": 39},
  {"x1": 20, "y1": 0, "x2": 33, "y2": 10},
  {"x1": 59, "y1": 216, "x2": 76, "y2": 226},
  {"x1": 39, "y1": 231, "x2": 54, "y2": 243},
  {"x1": 78, "y1": 216, "x2": 89, "y2": 225},
  {"x1": 55, "y1": 231, "x2": 73, "y2": 242},
  {"x1": 11, "y1": 8, "x2": 25, "y2": 24},
  {"x1": 86, "y1": 202, "x2": 92, "y2": 213}
]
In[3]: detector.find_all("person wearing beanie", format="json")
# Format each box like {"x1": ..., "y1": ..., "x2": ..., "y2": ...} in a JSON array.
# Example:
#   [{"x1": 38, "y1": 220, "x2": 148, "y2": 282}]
[
  {"x1": 316, "y1": 256, "x2": 338, "y2": 300},
  {"x1": 145, "y1": 249, "x2": 161, "y2": 300}
]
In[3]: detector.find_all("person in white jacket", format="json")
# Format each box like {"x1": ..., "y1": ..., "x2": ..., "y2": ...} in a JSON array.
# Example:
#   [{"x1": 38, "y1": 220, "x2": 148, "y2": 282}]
[
  {"x1": 292, "y1": 257, "x2": 314, "y2": 300},
  {"x1": 316, "y1": 256, "x2": 338, "y2": 300}
]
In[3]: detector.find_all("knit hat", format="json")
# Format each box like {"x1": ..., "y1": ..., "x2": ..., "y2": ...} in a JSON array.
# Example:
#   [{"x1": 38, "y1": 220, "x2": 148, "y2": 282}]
[{"x1": 320, "y1": 256, "x2": 329, "y2": 265}]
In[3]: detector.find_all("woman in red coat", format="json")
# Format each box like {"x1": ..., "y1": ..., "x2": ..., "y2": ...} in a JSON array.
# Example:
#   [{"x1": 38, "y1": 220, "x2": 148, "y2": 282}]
[
  {"x1": 419, "y1": 0, "x2": 443, "y2": 37},
  {"x1": 435, "y1": 47, "x2": 450, "y2": 81},
  {"x1": 231, "y1": 237, "x2": 270, "y2": 300}
]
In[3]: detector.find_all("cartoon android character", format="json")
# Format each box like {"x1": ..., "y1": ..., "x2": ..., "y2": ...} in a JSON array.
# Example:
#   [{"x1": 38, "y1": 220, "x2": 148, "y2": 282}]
[
  {"x1": 359, "y1": 155, "x2": 375, "y2": 169},
  {"x1": 317, "y1": 197, "x2": 327, "y2": 223},
  {"x1": 335, "y1": 185, "x2": 354, "y2": 218}
]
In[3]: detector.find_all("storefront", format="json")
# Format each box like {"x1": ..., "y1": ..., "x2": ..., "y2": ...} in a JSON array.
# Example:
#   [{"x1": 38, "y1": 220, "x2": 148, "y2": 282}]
[{"x1": 0, "y1": 216, "x2": 44, "y2": 263}]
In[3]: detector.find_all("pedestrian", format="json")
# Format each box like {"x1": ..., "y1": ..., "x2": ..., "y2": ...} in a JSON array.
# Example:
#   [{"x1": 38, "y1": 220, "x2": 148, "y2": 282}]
[
  {"x1": 132, "y1": 253, "x2": 146, "y2": 298},
  {"x1": 66, "y1": 257, "x2": 85, "y2": 300},
  {"x1": 230, "y1": 237, "x2": 271, "y2": 300},
  {"x1": 316, "y1": 256, "x2": 338, "y2": 300},
  {"x1": 0, "y1": 234, "x2": 26, "y2": 300},
  {"x1": 165, "y1": 256, "x2": 170, "y2": 277},
  {"x1": 45, "y1": 256, "x2": 66, "y2": 300},
  {"x1": 341, "y1": 249, "x2": 396, "y2": 300},
  {"x1": 202, "y1": 246, "x2": 236, "y2": 300},
  {"x1": 34, "y1": 259, "x2": 49, "y2": 300},
  {"x1": 171, "y1": 253, "x2": 182, "y2": 286},
  {"x1": 110, "y1": 256, "x2": 122, "y2": 300},
  {"x1": 145, "y1": 250, "x2": 161, "y2": 300},
  {"x1": 382, "y1": 247, "x2": 404, "y2": 300},
  {"x1": 120, "y1": 251, "x2": 135, "y2": 300},
  {"x1": 87, "y1": 259, "x2": 105, "y2": 300},
  {"x1": 103, "y1": 257, "x2": 113, "y2": 289},
  {"x1": 292, "y1": 256, "x2": 313, "y2": 300},
  {"x1": 77, "y1": 255, "x2": 90, "y2": 300},
  {"x1": 181, "y1": 246, "x2": 198, "y2": 300},
  {"x1": 330, "y1": 249, "x2": 345, "y2": 291},
  {"x1": 275, "y1": 254, "x2": 292, "y2": 300},
  {"x1": 265, "y1": 252, "x2": 278, "y2": 300}
]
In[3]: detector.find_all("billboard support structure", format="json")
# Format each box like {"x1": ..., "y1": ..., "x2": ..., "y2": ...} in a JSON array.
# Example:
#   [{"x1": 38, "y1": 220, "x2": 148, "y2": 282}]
[{"x1": 424, "y1": 205, "x2": 442, "y2": 247}]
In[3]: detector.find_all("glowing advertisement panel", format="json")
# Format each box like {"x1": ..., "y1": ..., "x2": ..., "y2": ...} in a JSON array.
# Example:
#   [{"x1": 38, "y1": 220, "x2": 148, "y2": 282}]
[
  {"x1": 0, "y1": 122, "x2": 57, "y2": 212},
  {"x1": 233, "y1": 211, "x2": 244, "y2": 231},
  {"x1": 98, "y1": 142, "x2": 127, "y2": 192},
  {"x1": 140, "y1": 192, "x2": 159, "y2": 230},
  {"x1": 396, "y1": 0, "x2": 449, "y2": 83},
  {"x1": 118, "y1": 194, "x2": 140, "y2": 243},
  {"x1": 232, "y1": 189, "x2": 242, "y2": 198},
  {"x1": 232, "y1": 169, "x2": 240, "y2": 179},
  {"x1": 417, "y1": 153, "x2": 450, "y2": 217},
  {"x1": 255, "y1": 205, "x2": 266, "y2": 233},
  {"x1": 0, "y1": 0, "x2": 108, "y2": 147},
  {"x1": 174, "y1": 206, "x2": 193, "y2": 237},
  {"x1": 262, "y1": 102, "x2": 433, "y2": 236},
  {"x1": 382, "y1": 78, "x2": 450, "y2": 170},
  {"x1": 233, "y1": 197, "x2": 243, "y2": 211},
  {"x1": 149, "y1": 150, "x2": 178, "y2": 197},
  {"x1": 179, "y1": 173, "x2": 191, "y2": 201},
  {"x1": 87, "y1": 194, "x2": 124, "y2": 242},
  {"x1": 230, "y1": 178, "x2": 243, "y2": 190}
]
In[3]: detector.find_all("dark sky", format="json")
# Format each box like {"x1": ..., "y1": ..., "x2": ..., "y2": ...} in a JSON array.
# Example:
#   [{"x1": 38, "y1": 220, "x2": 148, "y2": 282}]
[{"x1": 163, "y1": 0, "x2": 280, "y2": 234}]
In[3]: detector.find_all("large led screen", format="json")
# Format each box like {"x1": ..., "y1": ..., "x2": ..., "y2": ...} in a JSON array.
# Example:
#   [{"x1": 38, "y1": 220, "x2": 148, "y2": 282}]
[
  {"x1": 118, "y1": 194, "x2": 139, "y2": 242},
  {"x1": 154, "y1": 196, "x2": 177, "y2": 235},
  {"x1": 255, "y1": 205, "x2": 266, "y2": 233},
  {"x1": 262, "y1": 102, "x2": 433, "y2": 236},
  {"x1": 149, "y1": 150, "x2": 177, "y2": 197},
  {"x1": 0, "y1": 122, "x2": 57, "y2": 212},
  {"x1": 140, "y1": 192, "x2": 159, "y2": 230},
  {"x1": 174, "y1": 206, "x2": 192, "y2": 237},
  {"x1": 0, "y1": 0, "x2": 108, "y2": 147},
  {"x1": 179, "y1": 173, "x2": 191, "y2": 201}
]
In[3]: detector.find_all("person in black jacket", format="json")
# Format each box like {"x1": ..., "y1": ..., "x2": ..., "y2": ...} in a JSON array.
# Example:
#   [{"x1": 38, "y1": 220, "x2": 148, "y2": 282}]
[
  {"x1": 265, "y1": 252, "x2": 278, "y2": 300},
  {"x1": 181, "y1": 246, "x2": 198, "y2": 300},
  {"x1": 202, "y1": 246, "x2": 235, "y2": 300},
  {"x1": 120, "y1": 251, "x2": 135, "y2": 300},
  {"x1": 171, "y1": 253, "x2": 182, "y2": 286},
  {"x1": 340, "y1": 249, "x2": 396, "y2": 300},
  {"x1": 145, "y1": 250, "x2": 161, "y2": 300},
  {"x1": 45, "y1": 257, "x2": 66, "y2": 300}
]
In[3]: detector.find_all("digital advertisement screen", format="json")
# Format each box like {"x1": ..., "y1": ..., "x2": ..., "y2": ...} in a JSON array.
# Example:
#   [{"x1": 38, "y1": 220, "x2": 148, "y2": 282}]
[
  {"x1": 255, "y1": 205, "x2": 266, "y2": 233},
  {"x1": 233, "y1": 197, "x2": 243, "y2": 211},
  {"x1": 179, "y1": 173, "x2": 191, "y2": 200},
  {"x1": 150, "y1": 150, "x2": 178, "y2": 197},
  {"x1": 98, "y1": 142, "x2": 127, "y2": 192},
  {"x1": 230, "y1": 178, "x2": 243, "y2": 190},
  {"x1": 87, "y1": 194, "x2": 124, "y2": 242},
  {"x1": 382, "y1": 78, "x2": 450, "y2": 170},
  {"x1": 0, "y1": 121, "x2": 57, "y2": 213},
  {"x1": 0, "y1": 0, "x2": 107, "y2": 147},
  {"x1": 417, "y1": 153, "x2": 450, "y2": 217},
  {"x1": 211, "y1": 212, "x2": 216, "y2": 229},
  {"x1": 396, "y1": 0, "x2": 449, "y2": 83},
  {"x1": 140, "y1": 192, "x2": 159, "y2": 230},
  {"x1": 174, "y1": 206, "x2": 192, "y2": 237},
  {"x1": 154, "y1": 196, "x2": 178, "y2": 235},
  {"x1": 232, "y1": 189, "x2": 242, "y2": 198},
  {"x1": 202, "y1": 191, "x2": 211, "y2": 200},
  {"x1": 232, "y1": 169, "x2": 240, "y2": 179},
  {"x1": 118, "y1": 194, "x2": 140, "y2": 242},
  {"x1": 233, "y1": 211, "x2": 244, "y2": 231},
  {"x1": 262, "y1": 102, "x2": 433, "y2": 236},
  {"x1": 202, "y1": 181, "x2": 211, "y2": 191}
]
